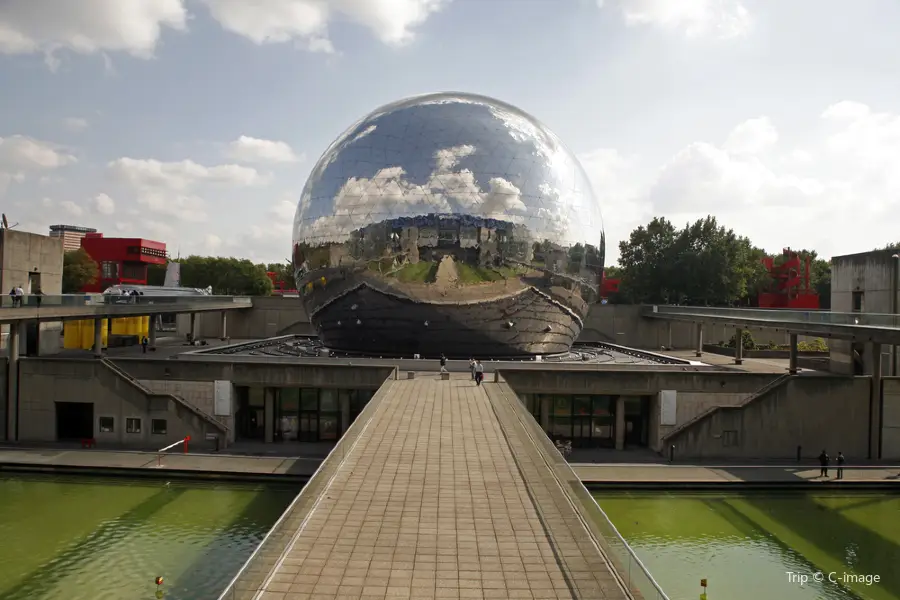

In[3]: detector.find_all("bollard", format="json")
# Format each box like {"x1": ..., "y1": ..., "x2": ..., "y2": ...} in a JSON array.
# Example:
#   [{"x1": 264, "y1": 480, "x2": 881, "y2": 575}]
[
  {"x1": 669, "y1": 444, "x2": 675, "y2": 463},
  {"x1": 797, "y1": 445, "x2": 802, "y2": 462}
]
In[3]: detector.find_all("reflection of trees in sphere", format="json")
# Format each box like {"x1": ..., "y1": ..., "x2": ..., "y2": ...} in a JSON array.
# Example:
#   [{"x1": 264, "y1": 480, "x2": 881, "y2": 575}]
[{"x1": 292, "y1": 92, "x2": 605, "y2": 358}]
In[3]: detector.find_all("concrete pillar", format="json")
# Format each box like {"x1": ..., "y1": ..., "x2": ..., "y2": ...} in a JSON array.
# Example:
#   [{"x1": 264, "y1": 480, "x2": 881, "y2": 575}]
[
  {"x1": 540, "y1": 396, "x2": 551, "y2": 434},
  {"x1": 340, "y1": 393, "x2": 351, "y2": 436},
  {"x1": 189, "y1": 312, "x2": 197, "y2": 341},
  {"x1": 870, "y1": 342, "x2": 883, "y2": 459},
  {"x1": 264, "y1": 387, "x2": 275, "y2": 444},
  {"x1": 666, "y1": 321, "x2": 673, "y2": 349},
  {"x1": 734, "y1": 328, "x2": 744, "y2": 365},
  {"x1": 93, "y1": 318, "x2": 103, "y2": 358},
  {"x1": 788, "y1": 333, "x2": 798, "y2": 374},
  {"x1": 695, "y1": 323, "x2": 704, "y2": 357},
  {"x1": 148, "y1": 315, "x2": 157, "y2": 347},
  {"x1": 220, "y1": 312, "x2": 228, "y2": 340},
  {"x1": 615, "y1": 395, "x2": 626, "y2": 450},
  {"x1": 6, "y1": 322, "x2": 20, "y2": 441}
]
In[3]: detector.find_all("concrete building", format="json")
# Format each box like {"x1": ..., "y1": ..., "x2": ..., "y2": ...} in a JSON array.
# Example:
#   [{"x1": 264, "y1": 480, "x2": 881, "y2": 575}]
[
  {"x1": 48, "y1": 224, "x2": 97, "y2": 252},
  {"x1": 830, "y1": 249, "x2": 900, "y2": 375},
  {"x1": 0, "y1": 228, "x2": 64, "y2": 356}
]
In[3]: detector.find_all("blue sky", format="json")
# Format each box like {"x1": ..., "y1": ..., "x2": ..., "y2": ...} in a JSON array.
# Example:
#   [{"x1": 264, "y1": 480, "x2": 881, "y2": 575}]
[{"x1": 2, "y1": 0, "x2": 900, "y2": 264}]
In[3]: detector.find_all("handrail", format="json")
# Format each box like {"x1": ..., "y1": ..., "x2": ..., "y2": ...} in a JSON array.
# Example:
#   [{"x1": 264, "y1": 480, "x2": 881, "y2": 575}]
[
  {"x1": 0, "y1": 293, "x2": 253, "y2": 309},
  {"x1": 643, "y1": 304, "x2": 900, "y2": 329},
  {"x1": 156, "y1": 436, "x2": 190, "y2": 467},
  {"x1": 662, "y1": 373, "x2": 792, "y2": 443},
  {"x1": 100, "y1": 359, "x2": 228, "y2": 435},
  {"x1": 487, "y1": 382, "x2": 670, "y2": 600},
  {"x1": 216, "y1": 370, "x2": 397, "y2": 600}
]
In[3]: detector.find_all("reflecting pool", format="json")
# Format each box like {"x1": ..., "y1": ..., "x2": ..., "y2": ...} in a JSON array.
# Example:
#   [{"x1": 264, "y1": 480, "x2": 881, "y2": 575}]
[
  {"x1": 594, "y1": 491, "x2": 900, "y2": 600},
  {"x1": 0, "y1": 474, "x2": 299, "y2": 600}
]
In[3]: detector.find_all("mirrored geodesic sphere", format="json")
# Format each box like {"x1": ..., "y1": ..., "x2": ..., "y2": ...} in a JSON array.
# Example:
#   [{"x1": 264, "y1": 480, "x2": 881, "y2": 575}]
[{"x1": 292, "y1": 92, "x2": 605, "y2": 357}]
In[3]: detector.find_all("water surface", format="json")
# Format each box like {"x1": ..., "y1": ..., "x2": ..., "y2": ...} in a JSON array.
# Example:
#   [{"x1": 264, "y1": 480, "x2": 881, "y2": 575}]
[
  {"x1": 0, "y1": 474, "x2": 299, "y2": 600},
  {"x1": 594, "y1": 491, "x2": 900, "y2": 600}
]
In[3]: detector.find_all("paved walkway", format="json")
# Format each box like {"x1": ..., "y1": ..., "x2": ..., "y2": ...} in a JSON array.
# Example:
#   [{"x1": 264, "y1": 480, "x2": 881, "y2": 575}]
[
  {"x1": 257, "y1": 376, "x2": 628, "y2": 600},
  {"x1": 574, "y1": 463, "x2": 900, "y2": 483}
]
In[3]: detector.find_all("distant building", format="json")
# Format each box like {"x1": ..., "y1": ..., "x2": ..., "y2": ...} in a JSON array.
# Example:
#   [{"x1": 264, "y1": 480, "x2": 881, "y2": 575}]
[
  {"x1": 830, "y1": 249, "x2": 900, "y2": 375},
  {"x1": 48, "y1": 224, "x2": 97, "y2": 252},
  {"x1": 79, "y1": 233, "x2": 167, "y2": 292}
]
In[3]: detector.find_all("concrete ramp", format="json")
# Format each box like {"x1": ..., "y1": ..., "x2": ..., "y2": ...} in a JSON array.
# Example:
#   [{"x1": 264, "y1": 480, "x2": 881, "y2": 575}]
[{"x1": 226, "y1": 374, "x2": 648, "y2": 599}]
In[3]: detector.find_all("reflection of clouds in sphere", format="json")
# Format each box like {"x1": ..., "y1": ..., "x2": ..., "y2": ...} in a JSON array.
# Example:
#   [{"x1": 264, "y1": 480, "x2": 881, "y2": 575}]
[{"x1": 293, "y1": 92, "x2": 603, "y2": 250}]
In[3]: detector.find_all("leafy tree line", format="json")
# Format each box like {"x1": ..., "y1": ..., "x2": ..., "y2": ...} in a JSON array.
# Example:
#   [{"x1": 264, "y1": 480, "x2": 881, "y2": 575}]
[
  {"x1": 63, "y1": 250, "x2": 294, "y2": 296},
  {"x1": 608, "y1": 216, "x2": 832, "y2": 308}
]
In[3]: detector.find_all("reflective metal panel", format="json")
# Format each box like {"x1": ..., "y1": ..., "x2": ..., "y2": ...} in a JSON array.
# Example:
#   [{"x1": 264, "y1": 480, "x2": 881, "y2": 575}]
[{"x1": 292, "y1": 92, "x2": 605, "y2": 356}]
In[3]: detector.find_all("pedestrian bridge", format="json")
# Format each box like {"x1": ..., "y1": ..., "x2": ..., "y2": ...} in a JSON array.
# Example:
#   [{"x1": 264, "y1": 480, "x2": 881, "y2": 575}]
[
  {"x1": 0, "y1": 294, "x2": 252, "y2": 324},
  {"x1": 219, "y1": 374, "x2": 665, "y2": 600},
  {"x1": 642, "y1": 305, "x2": 900, "y2": 345}
]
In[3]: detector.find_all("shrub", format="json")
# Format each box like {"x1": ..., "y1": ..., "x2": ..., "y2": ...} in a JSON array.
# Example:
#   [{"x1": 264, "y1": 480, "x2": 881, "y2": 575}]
[
  {"x1": 726, "y1": 329, "x2": 757, "y2": 350},
  {"x1": 798, "y1": 338, "x2": 829, "y2": 352}
]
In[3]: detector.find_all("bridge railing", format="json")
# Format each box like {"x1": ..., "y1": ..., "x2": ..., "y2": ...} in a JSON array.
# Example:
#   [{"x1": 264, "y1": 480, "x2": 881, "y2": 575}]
[
  {"x1": 216, "y1": 373, "x2": 397, "y2": 600},
  {"x1": 645, "y1": 304, "x2": 900, "y2": 329},
  {"x1": 0, "y1": 294, "x2": 252, "y2": 309}
]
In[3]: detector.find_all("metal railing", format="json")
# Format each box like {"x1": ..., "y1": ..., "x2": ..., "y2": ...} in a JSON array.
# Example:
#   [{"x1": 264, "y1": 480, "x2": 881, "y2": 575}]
[
  {"x1": 216, "y1": 373, "x2": 397, "y2": 600},
  {"x1": 0, "y1": 294, "x2": 252, "y2": 309},
  {"x1": 489, "y1": 383, "x2": 669, "y2": 600},
  {"x1": 645, "y1": 304, "x2": 900, "y2": 329}
]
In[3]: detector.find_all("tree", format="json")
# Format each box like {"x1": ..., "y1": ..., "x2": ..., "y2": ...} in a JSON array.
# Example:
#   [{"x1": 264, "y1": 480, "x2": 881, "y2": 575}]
[
  {"x1": 147, "y1": 262, "x2": 168, "y2": 286},
  {"x1": 266, "y1": 262, "x2": 294, "y2": 285},
  {"x1": 179, "y1": 256, "x2": 273, "y2": 296},
  {"x1": 617, "y1": 216, "x2": 769, "y2": 306},
  {"x1": 62, "y1": 249, "x2": 99, "y2": 293}
]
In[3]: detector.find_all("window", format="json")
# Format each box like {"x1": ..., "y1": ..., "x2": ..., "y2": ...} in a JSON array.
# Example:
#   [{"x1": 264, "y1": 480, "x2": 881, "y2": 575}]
[
  {"x1": 722, "y1": 430, "x2": 739, "y2": 447},
  {"x1": 126, "y1": 418, "x2": 142, "y2": 433},
  {"x1": 101, "y1": 261, "x2": 119, "y2": 279},
  {"x1": 852, "y1": 291, "x2": 864, "y2": 312},
  {"x1": 151, "y1": 419, "x2": 167, "y2": 435},
  {"x1": 99, "y1": 417, "x2": 114, "y2": 433}
]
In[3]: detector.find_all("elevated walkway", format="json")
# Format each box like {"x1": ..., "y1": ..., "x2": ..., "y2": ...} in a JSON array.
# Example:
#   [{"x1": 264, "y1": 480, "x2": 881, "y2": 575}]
[
  {"x1": 221, "y1": 374, "x2": 662, "y2": 599},
  {"x1": 0, "y1": 294, "x2": 251, "y2": 324},
  {"x1": 643, "y1": 305, "x2": 900, "y2": 345}
]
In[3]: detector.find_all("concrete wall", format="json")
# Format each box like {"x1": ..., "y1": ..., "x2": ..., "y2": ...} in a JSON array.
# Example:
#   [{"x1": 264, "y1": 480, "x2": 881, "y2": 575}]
[
  {"x1": 883, "y1": 377, "x2": 900, "y2": 459},
  {"x1": 666, "y1": 376, "x2": 870, "y2": 459},
  {"x1": 16, "y1": 359, "x2": 223, "y2": 449},
  {"x1": 830, "y1": 250, "x2": 900, "y2": 375},
  {"x1": 177, "y1": 296, "x2": 312, "y2": 340},
  {"x1": 137, "y1": 379, "x2": 233, "y2": 442},
  {"x1": 0, "y1": 357, "x2": 6, "y2": 440}
]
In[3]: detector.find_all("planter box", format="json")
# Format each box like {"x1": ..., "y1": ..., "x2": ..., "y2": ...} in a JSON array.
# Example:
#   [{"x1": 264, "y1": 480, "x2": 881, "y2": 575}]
[{"x1": 702, "y1": 344, "x2": 829, "y2": 359}]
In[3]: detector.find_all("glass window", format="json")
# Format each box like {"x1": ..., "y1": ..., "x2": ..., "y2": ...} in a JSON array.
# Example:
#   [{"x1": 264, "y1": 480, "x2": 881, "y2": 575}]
[
  {"x1": 573, "y1": 396, "x2": 591, "y2": 416},
  {"x1": 151, "y1": 419, "x2": 167, "y2": 435},
  {"x1": 99, "y1": 417, "x2": 114, "y2": 433},
  {"x1": 320, "y1": 389, "x2": 338, "y2": 412},
  {"x1": 552, "y1": 396, "x2": 571, "y2": 416},
  {"x1": 592, "y1": 396, "x2": 613, "y2": 416},
  {"x1": 300, "y1": 388, "x2": 318, "y2": 411},
  {"x1": 280, "y1": 388, "x2": 300, "y2": 412},
  {"x1": 551, "y1": 416, "x2": 572, "y2": 438},
  {"x1": 126, "y1": 418, "x2": 141, "y2": 433}
]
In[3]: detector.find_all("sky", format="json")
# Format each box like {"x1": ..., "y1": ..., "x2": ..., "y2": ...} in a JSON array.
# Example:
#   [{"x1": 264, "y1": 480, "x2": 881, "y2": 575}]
[{"x1": 1, "y1": 0, "x2": 899, "y2": 266}]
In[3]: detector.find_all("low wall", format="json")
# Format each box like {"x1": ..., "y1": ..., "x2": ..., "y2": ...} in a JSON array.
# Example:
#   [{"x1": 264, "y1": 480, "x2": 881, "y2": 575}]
[
  {"x1": 701, "y1": 344, "x2": 828, "y2": 359},
  {"x1": 667, "y1": 376, "x2": 870, "y2": 460},
  {"x1": 882, "y1": 378, "x2": 900, "y2": 459},
  {"x1": 178, "y1": 296, "x2": 312, "y2": 340},
  {"x1": 138, "y1": 380, "x2": 232, "y2": 442}
]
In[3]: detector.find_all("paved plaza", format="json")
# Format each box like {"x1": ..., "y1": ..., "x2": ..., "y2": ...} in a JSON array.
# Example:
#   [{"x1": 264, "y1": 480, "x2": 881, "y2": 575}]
[{"x1": 256, "y1": 375, "x2": 629, "y2": 599}]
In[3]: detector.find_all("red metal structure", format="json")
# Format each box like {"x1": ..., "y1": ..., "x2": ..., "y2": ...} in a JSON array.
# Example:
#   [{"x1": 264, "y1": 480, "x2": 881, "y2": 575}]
[
  {"x1": 266, "y1": 271, "x2": 298, "y2": 294},
  {"x1": 758, "y1": 248, "x2": 820, "y2": 309},
  {"x1": 79, "y1": 233, "x2": 167, "y2": 292},
  {"x1": 600, "y1": 272, "x2": 620, "y2": 301}
]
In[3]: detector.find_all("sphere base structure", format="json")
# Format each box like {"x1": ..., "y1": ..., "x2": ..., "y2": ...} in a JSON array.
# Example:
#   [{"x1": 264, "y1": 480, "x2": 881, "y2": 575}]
[{"x1": 310, "y1": 284, "x2": 582, "y2": 359}]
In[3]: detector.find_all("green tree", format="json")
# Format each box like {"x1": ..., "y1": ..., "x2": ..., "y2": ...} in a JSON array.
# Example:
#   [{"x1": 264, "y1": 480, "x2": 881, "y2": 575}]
[
  {"x1": 147, "y1": 262, "x2": 167, "y2": 286},
  {"x1": 618, "y1": 216, "x2": 769, "y2": 306},
  {"x1": 179, "y1": 256, "x2": 273, "y2": 296},
  {"x1": 62, "y1": 249, "x2": 99, "y2": 293},
  {"x1": 266, "y1": 262, "x2": 294, "y2": 285}
]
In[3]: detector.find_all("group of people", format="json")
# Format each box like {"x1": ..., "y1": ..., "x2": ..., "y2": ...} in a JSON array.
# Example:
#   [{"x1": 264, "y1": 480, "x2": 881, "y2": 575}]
[
  {"x1": 8, "y1": 286, "x2": 24, "y2": 307},
  {"x1": 818, "y1": 449, "x2": 846, "y2": 479},
  {"x1": 437, "y1": 354, "x2": 485, "y2": 384}
]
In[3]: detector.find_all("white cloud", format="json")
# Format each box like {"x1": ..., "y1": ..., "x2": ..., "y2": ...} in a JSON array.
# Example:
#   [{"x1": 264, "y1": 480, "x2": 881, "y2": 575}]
[
  {"x1": 92, "y1": 193, "x2": 116, "y2": 215},
  {"x1": 0, "y1": 0, "x2": 187, "y2": 68},
  {"x1": 226, "y1": 136, "x2": 303, "y2": 164},
  {"x1": 200, "y1": 0, "x2": 448, "y2": 52},
  {"x1": 0, "y1": 135, "x2": 76, "y2": 170},
  {"x1": 603, "y1": 0, "x2": 751, "y2": 39},
  {"x1": 107, "y1": 157, "x2": 266, "y2": 222},
  {"x1": 589, "y1": 102, "x2": 900, "y2": 263},
  {"x1": 62, "y1": 117, "x2": 90, "y2": 132},
  {"x1": 59, "y1": 200, "x2": 83, "y2": 216}
]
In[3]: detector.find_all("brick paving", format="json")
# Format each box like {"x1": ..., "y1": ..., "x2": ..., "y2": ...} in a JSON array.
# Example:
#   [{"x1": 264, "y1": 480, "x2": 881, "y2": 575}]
[{"x1": 257, "y1": 375, "x2": 629, "y2": 600}]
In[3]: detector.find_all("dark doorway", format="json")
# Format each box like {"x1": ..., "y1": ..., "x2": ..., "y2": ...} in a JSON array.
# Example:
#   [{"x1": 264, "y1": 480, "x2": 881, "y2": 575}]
[
  {"x1": 25, "y1": 322, "x2": 38, "y2": 356},
  {"x1": 623, "y1": 396, "x2": 650, "y2": 448},
  {"x1": 56, "y1": 402, "x2": 93, "y2": 440},
  {"x1": 234, "y1": 386, "x2": 264, "y2": 441}
]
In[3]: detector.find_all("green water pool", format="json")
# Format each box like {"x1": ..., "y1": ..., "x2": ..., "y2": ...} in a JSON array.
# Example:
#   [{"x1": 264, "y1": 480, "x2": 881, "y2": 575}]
[
  {"x1": 594, "y1": 491, "x2": 900, "y2": 600},
  {"x1": 0, "y1": 474, "x2": 300, "y2": 600}
]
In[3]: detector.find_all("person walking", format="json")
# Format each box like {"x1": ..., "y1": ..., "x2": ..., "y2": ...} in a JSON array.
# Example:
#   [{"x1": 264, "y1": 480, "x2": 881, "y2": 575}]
[
  {"x1": 141, "y1": 336, "x2": 149, "y2": 354},
  {"x1": 836, "y1": 451, "x2": 845, "y2": 480},
  {"x1": 439, "y1": 353, "x2": 447, "y2": 374},
  {"x1": 469, "y1": 358, "x2": 476, "y2": 380},
  {"x1": 475, "y1": 360, "x2": 484, "y2": 386},
  {"x1": 818, "y1": 449, "x2": 830, "y2": 478}
]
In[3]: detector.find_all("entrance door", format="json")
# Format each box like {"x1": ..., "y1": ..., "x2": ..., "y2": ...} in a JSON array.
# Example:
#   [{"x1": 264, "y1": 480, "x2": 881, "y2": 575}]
[{"x1": 56, "y1": 402, "x2": 93, "y2": 440}]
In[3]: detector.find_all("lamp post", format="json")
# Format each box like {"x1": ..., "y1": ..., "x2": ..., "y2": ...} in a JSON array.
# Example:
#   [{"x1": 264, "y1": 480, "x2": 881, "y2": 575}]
[{"x1": 893, "y1": 254, "x2": 899, "y2": 376}]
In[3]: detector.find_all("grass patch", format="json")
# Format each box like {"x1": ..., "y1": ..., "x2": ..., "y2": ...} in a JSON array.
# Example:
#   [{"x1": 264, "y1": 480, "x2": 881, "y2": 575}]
[
  {"x1": 392, "y1": 261, "x2": 438, "y2": 283},
  {"x1": 455, "y1": 263, "x2": 515, "y2": 284}
]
